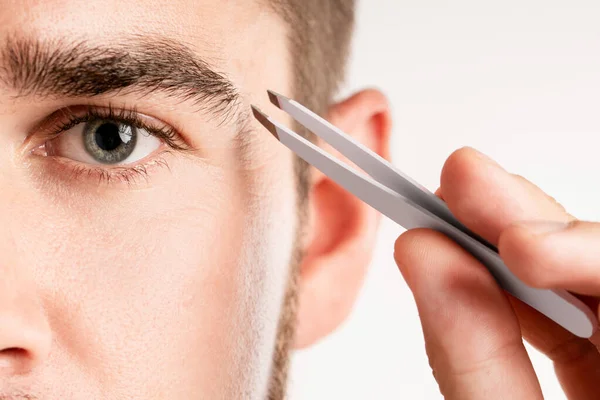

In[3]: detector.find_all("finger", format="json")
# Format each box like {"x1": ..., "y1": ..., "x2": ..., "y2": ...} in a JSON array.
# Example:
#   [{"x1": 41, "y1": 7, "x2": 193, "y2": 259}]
[
  {"x1": 395, "y1": 229, "x2": 543, "y2": 400},
  {"x1": 500, "y1": 221, "x2": 600, "y2": 398},
  {"x1": 439, "y1": 147, "x2": 600, "y2": 397},
  {"x1": 499, "y1": 220, "x2": 600, "y2": 295},
  {"x1": 508, "y1": 297, "x2": 600, "y2": 400},
  {"x1": 439, "y1": 147, "x2": 574, "y2": 245}
]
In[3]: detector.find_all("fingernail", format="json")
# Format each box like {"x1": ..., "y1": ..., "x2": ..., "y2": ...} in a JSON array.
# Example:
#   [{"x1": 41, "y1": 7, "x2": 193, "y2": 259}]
[{"x1": 519, "y1": 221, "x2": 571, "y2": 235}]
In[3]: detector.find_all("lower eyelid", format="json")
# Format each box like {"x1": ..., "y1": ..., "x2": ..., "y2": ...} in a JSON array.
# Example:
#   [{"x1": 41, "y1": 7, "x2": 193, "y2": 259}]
[{"x1": 29, "y1": 148, "x2": 175, "y2": 189}]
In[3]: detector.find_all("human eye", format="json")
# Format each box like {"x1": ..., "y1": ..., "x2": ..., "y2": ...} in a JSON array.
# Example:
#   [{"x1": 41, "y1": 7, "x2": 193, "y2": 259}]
[{"x1": 28, "y1": 105, "x2": 190, "y2": 184}]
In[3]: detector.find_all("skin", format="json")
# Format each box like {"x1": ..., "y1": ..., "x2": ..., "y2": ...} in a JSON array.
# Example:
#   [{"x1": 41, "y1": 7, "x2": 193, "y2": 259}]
[
  {"x1": 5, "y1": 1, "x2": 597, "y2": 399},
  {"x1": 394, "y1": 147, "x2": 600, "y2": 399},
  {"x1": 0, "y1": 0, "x2": 391, "y2": 398}
]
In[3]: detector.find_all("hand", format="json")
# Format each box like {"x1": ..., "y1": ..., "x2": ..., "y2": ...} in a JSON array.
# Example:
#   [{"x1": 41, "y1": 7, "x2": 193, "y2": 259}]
[{"x1": 393, "y1": 147, "x2": 600, "y2": 400}]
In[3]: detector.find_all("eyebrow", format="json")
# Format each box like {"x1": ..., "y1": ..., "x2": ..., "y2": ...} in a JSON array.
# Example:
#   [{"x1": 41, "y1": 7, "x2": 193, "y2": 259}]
[{"x1": 0, "y1": 35, "x2": 242, "y2": 122}]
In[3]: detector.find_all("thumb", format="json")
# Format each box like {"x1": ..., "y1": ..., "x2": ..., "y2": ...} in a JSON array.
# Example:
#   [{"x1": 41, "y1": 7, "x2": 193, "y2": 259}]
[
  {"x1": 499, "y1": 220, "x2": 600, "y2": 296},
  {"x1": 395, "y1": 229, "x2": 543, "y2": 399}
]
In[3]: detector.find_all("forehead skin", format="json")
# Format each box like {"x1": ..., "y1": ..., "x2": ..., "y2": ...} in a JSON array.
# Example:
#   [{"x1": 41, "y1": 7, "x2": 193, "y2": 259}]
[
  {"x1": 1, "y1": 0, "x2": 292, "y2": 119},
  {"x1": 0, "y1": 1, "x2": 300, "y2": 399}
]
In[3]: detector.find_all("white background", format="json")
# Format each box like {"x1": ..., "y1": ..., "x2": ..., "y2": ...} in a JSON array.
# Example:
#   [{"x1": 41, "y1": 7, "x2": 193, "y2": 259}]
[{"x1": 289, "y1": 0, "x2": 600, "y2": 399}]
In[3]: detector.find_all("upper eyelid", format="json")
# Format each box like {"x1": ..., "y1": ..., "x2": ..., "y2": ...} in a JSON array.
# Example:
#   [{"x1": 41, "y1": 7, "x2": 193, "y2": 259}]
[
  {"x1": 29, "y1": 105, "x2": 193, "y2": 152},
  {"x1": 42, "y1": 105, "x2": 167, "y2": 134}
]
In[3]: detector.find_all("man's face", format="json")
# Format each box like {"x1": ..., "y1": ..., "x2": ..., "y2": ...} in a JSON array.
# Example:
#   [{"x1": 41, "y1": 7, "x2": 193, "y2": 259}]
[{"x1": 0, "y1": 1, "x2": 300, "y2": 398}]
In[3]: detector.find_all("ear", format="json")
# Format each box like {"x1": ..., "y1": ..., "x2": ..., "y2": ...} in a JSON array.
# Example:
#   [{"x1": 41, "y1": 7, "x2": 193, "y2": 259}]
[{"x1": 294, "y1": 89, "x2": 392, "y2": 349}]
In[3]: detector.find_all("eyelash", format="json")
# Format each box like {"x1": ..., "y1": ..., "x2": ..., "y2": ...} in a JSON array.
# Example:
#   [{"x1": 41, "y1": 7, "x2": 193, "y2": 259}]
[
  {"x1": 47, "y1": 105, "x2": 188, "y2": 151},
  {"x1": 32, "y1": 105, "x2": 190, "y2": 186}
]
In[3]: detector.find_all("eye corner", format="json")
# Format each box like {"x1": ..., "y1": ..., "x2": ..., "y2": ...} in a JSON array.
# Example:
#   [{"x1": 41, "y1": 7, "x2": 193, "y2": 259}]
[{"x1": 24, "y1": 104, "x2": 186, "y2": 186}]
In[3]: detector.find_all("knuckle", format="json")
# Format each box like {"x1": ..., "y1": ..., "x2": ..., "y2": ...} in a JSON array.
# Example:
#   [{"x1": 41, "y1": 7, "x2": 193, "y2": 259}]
[{"x1": 546, "y1": 336, "x2": 597, "y2": 365}]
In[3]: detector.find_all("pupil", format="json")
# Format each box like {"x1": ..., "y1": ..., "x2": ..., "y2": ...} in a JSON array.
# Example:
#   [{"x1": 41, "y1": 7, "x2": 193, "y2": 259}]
[{"x1": 94, "y1": 123, "x2": 123, "y2": 151}]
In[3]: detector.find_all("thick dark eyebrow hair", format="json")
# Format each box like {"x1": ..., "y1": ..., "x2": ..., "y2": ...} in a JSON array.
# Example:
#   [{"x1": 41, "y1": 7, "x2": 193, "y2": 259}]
[{"x1": 0, "y1": 35, "x2": 242, "y2": 122}]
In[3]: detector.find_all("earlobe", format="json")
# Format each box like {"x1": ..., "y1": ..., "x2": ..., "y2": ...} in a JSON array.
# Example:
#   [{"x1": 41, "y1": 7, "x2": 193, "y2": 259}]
[{"x1": 294, "y1": 89, "x2": 392, "y2": 349}]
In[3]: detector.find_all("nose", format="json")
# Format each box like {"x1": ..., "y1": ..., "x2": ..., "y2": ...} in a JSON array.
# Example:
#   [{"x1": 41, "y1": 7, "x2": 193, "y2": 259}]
[
  {"x1": 0, "y1": 109, "x2": 53, "y2": 376},
  {"x1": 0, "y1": 264, "x2": 52, "y2": 375}
]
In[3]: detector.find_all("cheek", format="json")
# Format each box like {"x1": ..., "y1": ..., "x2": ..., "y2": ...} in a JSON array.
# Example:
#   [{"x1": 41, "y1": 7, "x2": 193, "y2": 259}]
[
  {"x1": 7, "y1": 150, "x2": 298, "y2": 397},
  {"x1": 231, "y1": 163, "x2": 300, "y2": 392}
]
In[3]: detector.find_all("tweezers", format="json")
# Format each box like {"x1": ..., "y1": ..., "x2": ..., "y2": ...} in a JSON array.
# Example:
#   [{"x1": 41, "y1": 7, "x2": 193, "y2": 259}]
[{"x1": 251, "y1": 90, "x2": 598, "y2": 338}]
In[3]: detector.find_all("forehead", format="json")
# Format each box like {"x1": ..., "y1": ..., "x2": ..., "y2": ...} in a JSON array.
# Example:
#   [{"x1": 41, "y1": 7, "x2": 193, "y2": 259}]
[
  {"x1": 0, "y1": 0, "x2": 292, "y2": 115},
  {"x1": 1, "y1": 0, "x2": 286, "y2": 78},
  {"x1": 3, "y1": 0, "x2": 270, "y2": 39},
  {"x1": 3, "y1": 0, "x2": 279, "y2": 47}
]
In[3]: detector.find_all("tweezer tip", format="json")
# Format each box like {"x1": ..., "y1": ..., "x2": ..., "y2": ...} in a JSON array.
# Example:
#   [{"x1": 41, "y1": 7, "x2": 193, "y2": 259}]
[
  {"x1": 250, "y1": 105, "x2": 279, "y2": 140},
  {"x1": 267, "y1": 90, "x2": 283, "y2": 108}
]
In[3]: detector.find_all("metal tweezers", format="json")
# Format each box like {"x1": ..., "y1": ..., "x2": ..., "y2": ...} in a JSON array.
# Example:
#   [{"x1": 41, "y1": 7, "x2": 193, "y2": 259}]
[{"x1": 251, "y1": 90, "x2": 598, "y2": 338}]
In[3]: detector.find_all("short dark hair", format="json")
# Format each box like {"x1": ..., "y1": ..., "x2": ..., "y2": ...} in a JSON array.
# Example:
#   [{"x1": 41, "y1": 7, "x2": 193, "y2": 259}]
[
  {"x1": 262, "y1": 2, "x2": 357, "y2": 399},
  {"x1": 268, "y1": 0, "x2": 356, "y2": 115},
  {"x1": 267, "y1": 0, "x2": 356, "y2": 203}
]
